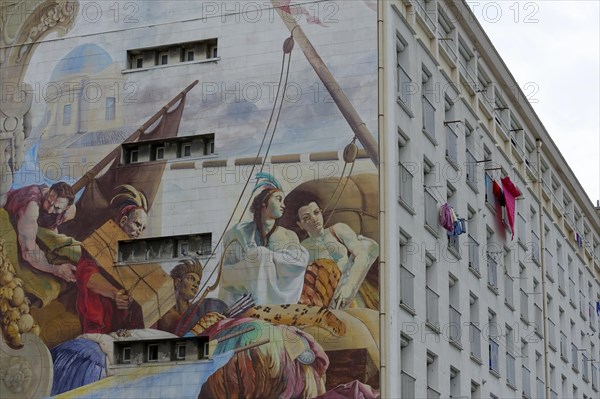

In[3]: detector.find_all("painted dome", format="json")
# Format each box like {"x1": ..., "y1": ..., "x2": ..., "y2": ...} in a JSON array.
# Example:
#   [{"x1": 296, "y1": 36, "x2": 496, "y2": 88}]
[{"x1": 50, "y1": 44, "x2": 113, "y2": 81}]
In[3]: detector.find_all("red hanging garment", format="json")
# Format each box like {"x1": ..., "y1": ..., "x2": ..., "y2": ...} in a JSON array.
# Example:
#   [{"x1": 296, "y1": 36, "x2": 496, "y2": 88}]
[{"x1": 501, "y1": 176, "x2": 522, "y2": 240}]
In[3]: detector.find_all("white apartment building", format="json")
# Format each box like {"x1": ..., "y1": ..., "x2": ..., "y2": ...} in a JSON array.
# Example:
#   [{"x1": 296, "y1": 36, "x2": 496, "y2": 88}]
[
  {"x1": 380, "y1": 1, "x2": 600, "y2": 398},
  {"x1": 1, "y1": 1, "x2": 598, "y2": 398}
]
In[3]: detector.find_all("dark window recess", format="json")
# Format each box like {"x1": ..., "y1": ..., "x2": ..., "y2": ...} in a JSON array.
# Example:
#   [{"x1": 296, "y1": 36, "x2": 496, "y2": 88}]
[
  {"x1": 122, "y1": 133, "x2": 215, "y2": 164},
  {"x1": 118, "y1": 233, "x2": 212, "y2": 263},
  {"x1": 128, "y1": 38, "x2": 218, "y2": 69}
]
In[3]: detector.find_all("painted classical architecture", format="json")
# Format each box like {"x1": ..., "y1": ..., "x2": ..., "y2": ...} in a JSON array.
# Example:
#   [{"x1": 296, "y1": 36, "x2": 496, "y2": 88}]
[{"x1": 0, "y1": 1, "x2": 598, "y2": 398}]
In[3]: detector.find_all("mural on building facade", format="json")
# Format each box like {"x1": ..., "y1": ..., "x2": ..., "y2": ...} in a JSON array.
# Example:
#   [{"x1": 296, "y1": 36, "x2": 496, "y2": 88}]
[{"x1": 0, "y1": 1, "x2": 380, "y2": 398}]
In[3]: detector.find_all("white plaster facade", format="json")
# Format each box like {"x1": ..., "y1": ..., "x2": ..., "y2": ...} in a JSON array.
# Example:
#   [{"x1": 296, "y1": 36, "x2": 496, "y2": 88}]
[{"x1": 380, "y1": 1, "x2": 600, "y2": 398}]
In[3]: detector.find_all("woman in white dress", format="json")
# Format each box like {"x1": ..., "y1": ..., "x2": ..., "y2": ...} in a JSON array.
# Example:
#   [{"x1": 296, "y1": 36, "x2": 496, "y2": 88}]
[{"x1": 219, "y1": 173, "x2": 309, "y2": 305}]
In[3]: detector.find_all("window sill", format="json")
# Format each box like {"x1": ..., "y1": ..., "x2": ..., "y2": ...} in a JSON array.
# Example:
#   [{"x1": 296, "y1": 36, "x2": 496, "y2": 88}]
[
  {"x1": 123, "y1": 57, "x2": 221, "y2": 73},
  {"x1": 466, "y1": 179, "x2": 479, "y2": 194},
  {"x1": 399, "y1": 302, "x2": 416, "y2": 316},
  {"x1": 422, "y1": 129, "x2": 438, "y2": 146},
  {"x1": 548, "y1": 343, "x2": 556, "y2": 352},
  {"x1": 449, "y1": 339, "x2": 462, "y2": 351},
  {"x1": 468, "y1": 266, "x2": 481, "y2": 279},
  {"x1": 488, "y1": 284, "x2": 499, "y2": 296},
  {"x1": 117, "y1": 254, "x2": 210, "y2": 266},
  {"x1": 489, "y1": 368, "x2": 501, "y2": 379},
  {"x1": 426, "y1": 321, "x2": 441, "y2": 334},
  {"x1": 505, "y1": 300, "x2": 515, "y2": 312},
  {"x1": 169, "y1": 153, "x2": 219, "y2": 163},
  {"x1": 558, "y1": 286, "x2": 566, "y2": 297},
  {"x1": 569, "y1": 299, "x2": 577, "y2": 309},
  {"x1": 121, "y1": 153, "x2": 219, "y2": 168},
  {"x1": 470, "y1": 353, "x2": 483, "y2": 365},
  {"x1": 447, "y1": 245, "x2": 461, "y2": 260},
  {"x1": 520, "y1": 315, "x2": 529, "y2": 325},
  {"x1": 507, "y1": 381, "x2": 517, "y2": 391},
  {"x1": 560, "y1": 354, "x2": 568, "y2": 363},
  {"x1": 445, "y1": 155, "x2": 459, "y2": 171},
  {"x1": 396, "y1": 97, "x2": 414, "y2": 118},
  {"x1": 398, "y1": 198, "x2": 416, "y2": 215},
  {"x1": 425, "y1": 224, "x2": 439, "y2": 238}
]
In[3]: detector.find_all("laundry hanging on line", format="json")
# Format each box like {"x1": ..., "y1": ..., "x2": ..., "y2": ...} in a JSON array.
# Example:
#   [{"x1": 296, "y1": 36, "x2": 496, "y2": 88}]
[
  {"x1": 501, "y1": 176, "x2": 522, "y2": 241},
  {"x1": 449, "y1": 218, "x2": 467, "y2": 236},
  {"x1": 484, "y1": 174, "x2": 522, "y2": 241},
  {"x1": 439, "y1": 203, "x2": 455, "y2": 232},
  {"x1": 439, "y1": 203, "x2": 466, "y2": 236},
  {"x1": 575, "y1": 232, "x2": 583, "y2": 249}
]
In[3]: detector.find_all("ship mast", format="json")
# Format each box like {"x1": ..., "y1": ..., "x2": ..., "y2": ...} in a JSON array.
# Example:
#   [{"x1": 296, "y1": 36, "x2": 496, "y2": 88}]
[{"x1": 271, "y1": 1, "x2": 379, "y2": 168}]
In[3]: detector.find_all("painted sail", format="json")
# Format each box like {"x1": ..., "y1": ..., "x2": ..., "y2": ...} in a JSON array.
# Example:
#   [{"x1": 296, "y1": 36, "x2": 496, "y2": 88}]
[{"x1": 61, "y1": 81, "x2": 196, "y2": 241}]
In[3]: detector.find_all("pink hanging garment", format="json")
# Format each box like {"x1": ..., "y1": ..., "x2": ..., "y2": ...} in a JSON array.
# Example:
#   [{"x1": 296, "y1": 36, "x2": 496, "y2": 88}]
[
  {"x1": 439, "y1": 203, "x2": 454, "y2": 232},
  {"x1": 501, "y1": 176, "x2": 522, "y2": 240}
]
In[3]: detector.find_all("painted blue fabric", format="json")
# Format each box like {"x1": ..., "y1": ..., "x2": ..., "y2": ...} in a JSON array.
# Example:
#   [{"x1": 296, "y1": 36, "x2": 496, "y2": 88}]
[{"x1": 50, "y1": 338, "x2": 107, "y2": 395}]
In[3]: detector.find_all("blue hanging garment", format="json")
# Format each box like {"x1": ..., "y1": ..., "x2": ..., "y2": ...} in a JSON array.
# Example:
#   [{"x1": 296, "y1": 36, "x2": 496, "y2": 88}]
[{"x1": 449, "y1": 218, "x2": 467, "y2": 236}]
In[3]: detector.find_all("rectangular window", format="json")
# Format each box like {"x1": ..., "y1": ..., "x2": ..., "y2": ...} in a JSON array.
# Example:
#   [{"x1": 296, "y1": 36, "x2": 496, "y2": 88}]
[
  {"x1": 396, "y1": 34, "x2": 411, "y2": 107},
  {"x1": 106, "y1": 97, "x2": 116, "y2": 120},
  {"x1": 424, "y1": 190, "x2": 438, "y2": 232},
  {"x1": 448, "y1": 276, "x2": 461, "y2": 346},
  {"x1": 155, "y1": 146, "x2": 165, "y2": 160},
  {"x1": 484, "y1": 173, "x2": 495, "y2": 208},
  {"x1": 445, "y1": 123, "x2": 458, "y2": 166},
  {"x1": 129, "y1": 148, "x2": 139, "y2": 164},
  {"x1": 489, "y1": 337, "x2": 500, "y2": 374},
  {"x1": 399, "y1": 264, "x2": 415, "y2": 311},
  {"x1": 506, "y1": 326, "x2": 516, "y2": 386},
  {"x1": 182, "y1": 142, "x2": 192, "y2": 157},
  {"x1": 176, "y1": 343, "x2": 186, "y2": 360},
  {"x1": 487, "y1": 253, "x2": 498, "y2": 293},
  {"x1": 123, "y1": 133, "x2": 214, "y2": 164},
  {"x1": 178, "y1": 240, "x2": 189, "y2": 257},
  {"x1": 398, "y1": 163, "x2": 414, "y2": 208},
  {"x1": 437, "y1": 8, "x2": 456, "y2": 62},
  {"x1": 119, "y1": 233, "x2": 212, "y2": 263},
  {"x1": 468, "y1": 234, "x2": 479, "y2": 274},
  {"x1": 159, "y1": 52, "x2": 168, "y2": 65},
  {"x1": 63, "y1": 104, "x2": 72, "y2": 126},
  {"x1": 421, "y1": 69, "x2": 436, "y2": 141},
  {"x1": 122, "y1": 347, "x2": 131, "y2": 363},
  {"x1": 147, "y1": 344, "x2": 159, "y2": 362},
  {"x1": 465, "y1": 149, "x2": 477, "y2": 189},
  {"x1": 128, "y1": 39, "x2": 217, "y2": 70},
  {"x1": 458, "y1": 36, "x2": 475, "y2": 84},
  {"x1": 205, "y1": 137, "x2": 215, "y2": 155}
]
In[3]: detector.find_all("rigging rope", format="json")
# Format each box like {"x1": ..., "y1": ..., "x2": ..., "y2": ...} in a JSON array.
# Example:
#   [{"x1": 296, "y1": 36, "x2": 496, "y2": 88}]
[
  {"x1": 193, "y1": 36, "x2": 294, "y2": 304},
  {"x1": 322, "y1": 137, "x2": 358, "y2": 226}
]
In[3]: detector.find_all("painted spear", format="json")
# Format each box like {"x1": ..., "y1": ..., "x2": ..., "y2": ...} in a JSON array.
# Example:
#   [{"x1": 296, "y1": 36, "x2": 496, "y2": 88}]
[{"x1": 271, "y1": 0, "x2": 380, "y2": 168}]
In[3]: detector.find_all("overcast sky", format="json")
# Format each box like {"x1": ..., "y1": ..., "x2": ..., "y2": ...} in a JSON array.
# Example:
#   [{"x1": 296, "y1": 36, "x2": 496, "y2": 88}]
[{"x1": 471, "y1": 1, "x2": 599, "y2": 206}]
